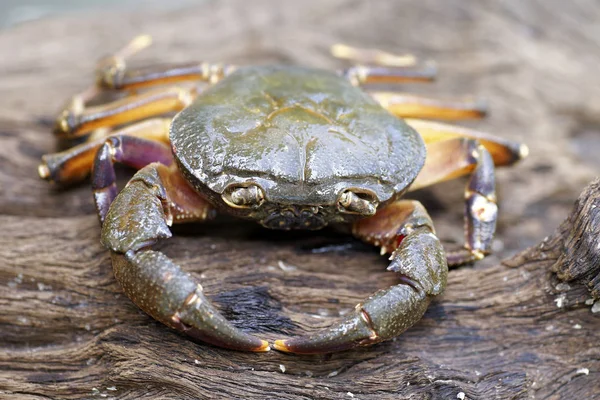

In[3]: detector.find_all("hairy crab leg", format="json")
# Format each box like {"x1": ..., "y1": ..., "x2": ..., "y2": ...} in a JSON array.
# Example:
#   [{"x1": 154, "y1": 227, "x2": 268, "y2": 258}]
[
  {"x1": 405, "y1": 119, "x2": 528, "y2": 167},
  {"x1": 410, "y1": 137, "x2": 499, "y2": 265},
  {"x1": 372, "y1": 92, "x2": 487, "y2": 121},
  {"x1": 273, "y1": 200, "x2": 447, "y2": 354},
  {"x1": 102, "y1": 163, "x2": 270, "y2": 352},
  {"x1": 39, "y1": 118, "x2": 171, "y2": 185},
  {"x1": 54, "y1": 85, "x2": 195, "y2": 139}
]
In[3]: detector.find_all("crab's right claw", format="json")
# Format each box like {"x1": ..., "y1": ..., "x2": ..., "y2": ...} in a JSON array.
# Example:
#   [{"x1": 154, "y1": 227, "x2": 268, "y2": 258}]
[
  {"x1": 102, "y1": 164, "x2": 269, "y2": 352},
  {"x1": 112, "y1": 251, "x2": 270, "y2": 352},
  {"x1": 273, "y1": 225, "x2": 447, "y2": 354}
]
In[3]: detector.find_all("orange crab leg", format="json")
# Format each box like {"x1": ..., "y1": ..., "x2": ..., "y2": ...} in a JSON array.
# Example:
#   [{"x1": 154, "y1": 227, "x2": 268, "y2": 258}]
[
  {"x1": 54, "y1": 86, "x2": 195, "y2": 139},
  {"x1": 53, "y1": 35, "x2": 238, "y2": 140},
  {"x1": 95, "y1": 35, "x2": 235, "y2": 90},
  {"x1": 406, "y1": 119, "x2": 528, "y2": 167},
  {"x1": 97, "y1": 62, "x2": 236, "y2": 90},
  {"x1": 373, "y1": 92, "x2": 488, "y2": 121},
  {"x1": 39, "y1": 118, "x2": 171, "y2": 185},
  {"x1": 333, "y1": 43, "x2": 435, "y2": 85}
]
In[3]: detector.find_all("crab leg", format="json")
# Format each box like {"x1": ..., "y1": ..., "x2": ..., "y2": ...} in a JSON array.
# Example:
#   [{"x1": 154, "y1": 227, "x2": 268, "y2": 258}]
[
  {"x1": 372, "y1": 92, "x2": 487, "y2": 121},
  {"x1": 91, "y1": 135, "x2": 173, "y2": 223},
  {"x1": 405, "y1": 119, "x2": 528, "y2": 167},
  {"x1": 97, "y1": 61, "x2": 235, "y2": 90},
  {"x1": 39, "y1": 118, "x2": 171, "y2": 185},
  {"x1": 96, "y1": 35, "x2": 235, "y2": 90},
  {"x1": 331, "y1": 44, "x2": 418, "y2": 67},
  {"x1": 273, "y1": 200, "x2": 447, "y2": 354},
  {"x1": 101, "y1": 163, "x2": 269, "y2": 352},
  {"x1": 343, "y1": 64, "x2": 437, "y2": 86},
  {"x1": 333, "y1": 43, "x2": 436, "y2": 85},
  {"x1": 410, "y1": 137, "x2": 499, "y2": 265},
  {"x1": 53, "y1": 35, "x2": 236, "y2": 139},
  {"x1": 54, "y1": 86, "x2": 195, "y2": 139}
]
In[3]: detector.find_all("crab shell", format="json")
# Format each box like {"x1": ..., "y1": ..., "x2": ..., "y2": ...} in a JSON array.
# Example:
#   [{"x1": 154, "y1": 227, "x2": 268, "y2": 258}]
[{"x1": 170, "y1": 66, "x2": 426, "y2": 227}]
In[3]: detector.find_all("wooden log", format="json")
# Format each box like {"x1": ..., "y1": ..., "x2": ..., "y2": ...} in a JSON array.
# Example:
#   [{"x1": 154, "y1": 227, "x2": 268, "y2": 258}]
[
  {"x1": 1, "y1": 1, "x2": 600, "y2": 399},
  {"x1": 2, "y1": 180, "x2": 599, "y2": 399}
]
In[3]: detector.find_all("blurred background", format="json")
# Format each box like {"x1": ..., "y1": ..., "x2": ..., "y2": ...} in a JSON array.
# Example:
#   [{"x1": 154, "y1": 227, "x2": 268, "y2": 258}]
[{"x1": 0, "y1": 0, "x2": 198, "y2": 29}]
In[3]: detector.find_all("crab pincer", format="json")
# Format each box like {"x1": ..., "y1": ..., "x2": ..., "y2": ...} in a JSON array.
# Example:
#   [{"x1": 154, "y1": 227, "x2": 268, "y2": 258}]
[
  {"x1": 274, "y1": 201, "x2": 447, "y2": 354},
  {"x1": 101, "y1": 162, "x2": 270, "y2": 352}
]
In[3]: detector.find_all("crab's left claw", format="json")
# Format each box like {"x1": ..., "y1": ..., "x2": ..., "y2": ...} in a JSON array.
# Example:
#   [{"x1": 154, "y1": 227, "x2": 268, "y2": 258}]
[{"x1": 273, "y1": 201, "x2": 447, "y2": 354}]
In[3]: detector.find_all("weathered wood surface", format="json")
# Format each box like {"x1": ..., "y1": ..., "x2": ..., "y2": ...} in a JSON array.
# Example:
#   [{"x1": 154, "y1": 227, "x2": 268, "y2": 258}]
[{"x1": 1, "y1": 1, "x2": 599, "y2": 399}]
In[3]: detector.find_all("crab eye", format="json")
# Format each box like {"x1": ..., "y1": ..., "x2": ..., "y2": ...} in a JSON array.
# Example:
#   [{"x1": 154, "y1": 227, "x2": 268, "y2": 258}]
[
  {"x1": 222, "y1": 184, "x2": 265, "y2": 209},
  {"x1": 338, "y1": 190, "x2": 378, "y2": 216}
]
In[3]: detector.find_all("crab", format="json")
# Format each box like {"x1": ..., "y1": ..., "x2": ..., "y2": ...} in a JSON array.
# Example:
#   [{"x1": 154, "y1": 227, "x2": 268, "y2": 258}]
[{"x1": 39, "y1": 36, "x2": 527, "y2": 354}]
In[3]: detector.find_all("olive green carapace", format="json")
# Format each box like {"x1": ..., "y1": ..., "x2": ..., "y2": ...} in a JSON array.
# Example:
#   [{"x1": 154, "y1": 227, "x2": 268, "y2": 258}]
[{"x1": 171, "y1": 66, "x2": 426, "y2": 211}]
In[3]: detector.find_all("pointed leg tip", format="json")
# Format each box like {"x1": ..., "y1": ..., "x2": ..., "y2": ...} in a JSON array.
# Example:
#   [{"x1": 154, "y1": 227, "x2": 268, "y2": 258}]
[
  {"x1": 272, "y1": 340, "x2": 292, "y2": 353},
  {"x1": 38, "y1": 164, "x2": 51, "y2": 180},
  {"x1": 136, "y1": 34, "x2": 153, "y2": 45},
  {"x1": 254, "y1": 340, "x2": 271, "y2": 352},
  {"x1": 128, "y1": 34, "x2": 153, "y2": 51},
  {"x1": 474, "y1": 99, "x2": 489, "y2": 118},
  {"x1": 519, "y1": 143, "x2": 530, "y2": 160}
]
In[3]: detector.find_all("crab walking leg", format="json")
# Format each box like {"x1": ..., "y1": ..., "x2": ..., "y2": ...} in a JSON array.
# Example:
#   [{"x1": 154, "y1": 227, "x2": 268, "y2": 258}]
[
  {"x1": 92, "y1": 135, "x2": 173, "y2": 223},
  {"x1": 331, "y1": 44, "x2": 418, "y2": 67},
  {"x1": 101, "y1": 163, "x2": 270, "y2": 352},
  {"x1": 411, "y1": 138, "x2": 498, "y2": 265},
  {"x1": 54, "y1": 86, "x2": 195, "y2": 139},
  {"x1": 39, "y1": 118, "x2": 171, "y2": 184},
  {"x1": 343, "y1": 64, "x2": 437, "y2": 86},
  {"x1": 406, "y1": 119, "x2": 528, "y2": 167},
  {"x1": 330, "y1": 44, "x2": 437, "y2": 86},
  {"x1": 273, "y1": 200, "x2": 447, "y2": 354},
  {"x1": 97, "y1": 61, "x2": 236, "y2": 90},
  {"x1": 334, "y1": 44, "x2": 435, "y2": 85},
  {"x1": 96, "y1": 36, "x2": 235, "y2": 90},
  {"x1": 373, "y1": 92, "x2": 488, "y2": 121}
]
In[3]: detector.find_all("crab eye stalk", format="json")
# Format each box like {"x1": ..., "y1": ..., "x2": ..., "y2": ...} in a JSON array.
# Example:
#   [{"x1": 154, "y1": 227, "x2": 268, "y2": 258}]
[
  {"x1": 222, "y1": 184, "x2": 265, "y2": 209},
  {"x1": 338, "y1": 190, "x2": 378, "y2": 216}
]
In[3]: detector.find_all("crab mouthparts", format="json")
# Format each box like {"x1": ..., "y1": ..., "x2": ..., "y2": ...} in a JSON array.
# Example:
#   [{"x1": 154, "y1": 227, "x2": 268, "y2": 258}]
[{"x1": 261, "y1": 206, "x2": 326, "y2": 230}]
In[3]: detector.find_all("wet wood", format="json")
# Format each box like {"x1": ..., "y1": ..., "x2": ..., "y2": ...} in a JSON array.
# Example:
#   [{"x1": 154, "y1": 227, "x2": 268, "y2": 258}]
[{"x1": 1, "y1": 0, "x2": 599, "y2": 399}]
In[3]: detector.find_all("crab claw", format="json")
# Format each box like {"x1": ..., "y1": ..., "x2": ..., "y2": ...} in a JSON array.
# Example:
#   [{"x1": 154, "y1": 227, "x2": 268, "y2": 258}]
[
  {"x1": 102, "y1": 164, "x2": 269, "y2": 352},
  {"x1": 273, "y1": 226, "x2": 447, "y2": 354},
  {"x1": 112, "y1": 251, "x2": 269, "y2": 352},
  {"x1": 273, "y1": 284, "x2": 429, "y2": 354}
]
